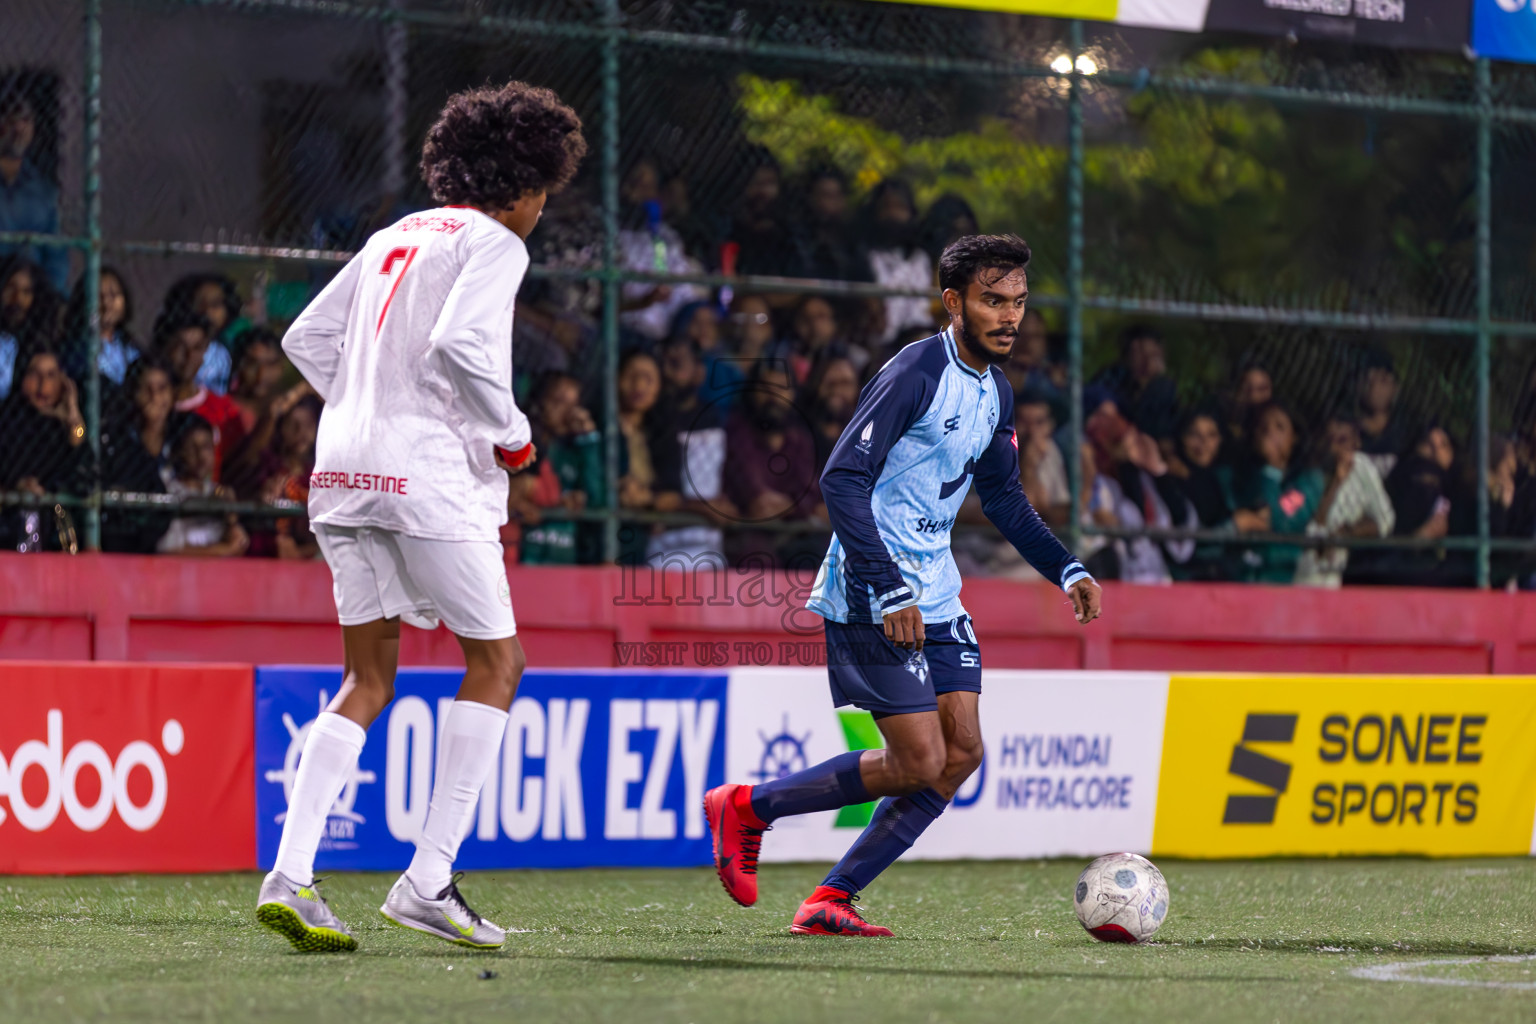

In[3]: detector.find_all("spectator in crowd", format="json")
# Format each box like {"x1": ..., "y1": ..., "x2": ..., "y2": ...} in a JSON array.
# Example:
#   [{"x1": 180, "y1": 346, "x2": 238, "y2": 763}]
[
  {"x1": 1510, "y1": 362, "x2": 1536, "y2": 477},
  {"x1": 0, "y1": 343, "x2": 90, "y2": 498},
  {"x1": 512, "y1": 278, "x2": 600, "y2": 402},
  {"x1": 155, "y1": 307, "x2": 246, "y2": 476},
  {"x1": 646, "y1": 333, "x2": 731, "y2": 568},
  {"x1": 515, "y1": 372, "x2": 604, "y2": 565},
  {"x1": 918, "y1": 193, "x2": 979, "y2": 265},
  {"x1": 0, "y1": 344, "x2": 92, "y2": 553},
  {"x1": 0, "y1": 255, "x2": 62, "y2": 399},
  {"x1": 671, "y1": 301, "x2": 742, "y2": 414},
  {"x1": 226, "y1": 327, "x2": 292, "y2": 429},
  {"x1": 1366, "y1": 423, "x2": 1459, "y2": 586},
  {"x1": 1356, "y1": 351, "x2": 1408, "y2": 479},
  {"x1": 98, "y1": 357, "x2": 196, "y2": 552},
  {"x1": 799, "y1": 166, "x2": 872, "y2": 284},
  {"x1": 1092, "y1": 324, "x2": 1179, "y2": 442},
  {"x1": 245, "y1": 396, "x2": 322, "y2": 560},
  {"x1": 721, "y1": 147, "x2": 817, "y2": 288},
  {"x1": 802, "y1": 353, "x2": 860, "y2": 472},
  {"x1": 611, "y1": 350, "x2": 685, "y2": 561},
  {"x1": 722, "y1": 148, "x2": 807, "y2": 283},
  {"x1": 774, "y1": 294, "x2": 847, "y2": 385},
  {"x1": 614, "y1": 348, "x2": 681, "y2": 519},
  {"x1": 724, "y1": 362, "x2": 823, "y2": 565},
  {"x1": 1083, "y1": 386, "x2": 1196, "y2": 583},
  {"x1": 155, "y1": 417, "x2": 249, "y2": 557},
  {"x1": 1292, "y1": 413, "x2": 1395, "y2": 588},
  {"x1": 62, "y1": 266, "x2": 139, "y2": 387},
  {"x1": 1015, "y1": 390, "x2": 1070, "y2": 528},
  {"x1": 160, "y1": 274, "x2": 241, "y2": 394},
  {"x1": 617, "y1": 155, "x2": 706, "y2": 341},
  {"x1": 1166, "y1": 409, "x2": 1266, "y2": 580},
  {"x1": 658, "y1": 166, "x2": 718, "y2": 268},
  {"x1": 726, "y1": 292, "x2": 775, "y2": 363},
  {"x1": 1236, "y1": 402, "x2": 1323, "y2": 583},
  {"x1": 860, "y1": 179, "x2": 932, "y2": 345},
  {"x1": 1221, "y1": 359, "x2": 1273, "y2": 462},
  {"x1": 1489, "y1": 435, "x2": 1536, "y2": 588},
  {"x1": 1003, "y1": 309, "x2": 1059, "y2": 402},
  {"x1": 221, "y1": 327, "x2": 314, "y2": 491},
  {"x1": 0, "y1": 93, "x2": 67, "y2": 292}
]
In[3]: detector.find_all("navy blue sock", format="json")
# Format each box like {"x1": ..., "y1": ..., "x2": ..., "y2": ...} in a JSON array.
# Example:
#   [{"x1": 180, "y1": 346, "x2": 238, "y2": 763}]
[
  {"x1": 750, "y1": 750, "x2": 870, "y2": 824},
  {"x1": 821, "y1": 787, "x2": 948, "y2": 894}
]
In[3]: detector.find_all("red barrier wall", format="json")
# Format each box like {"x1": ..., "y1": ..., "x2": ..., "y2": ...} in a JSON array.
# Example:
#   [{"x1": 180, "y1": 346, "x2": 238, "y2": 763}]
[{"x1": 2, "y1": 552, "x2": 1535, "y2": 673}]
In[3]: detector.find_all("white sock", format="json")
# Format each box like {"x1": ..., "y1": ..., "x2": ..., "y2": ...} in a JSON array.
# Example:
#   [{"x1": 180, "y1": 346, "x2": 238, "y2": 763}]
[
  {"x1": 273, "y1": 712, "x2": 367, "y2": 886},
  {"x1": 407, "y1": 700, "x2": 509, "y2": 898}
]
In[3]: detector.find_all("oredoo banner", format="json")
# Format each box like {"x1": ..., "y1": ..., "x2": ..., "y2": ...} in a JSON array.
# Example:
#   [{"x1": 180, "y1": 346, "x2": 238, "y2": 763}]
[
  {"x1": 1152, "y1": 675, "x2": 1536, "y2": 858},
  {"x1": 0, "y1": 662, "x2": 255, "y2": 874},
  {"x1": 727, "y1": 668, "x2": 1168, "y2": 862},
  {"x1": 255, "y1": 667, "x2": 727, "y2": 871}
]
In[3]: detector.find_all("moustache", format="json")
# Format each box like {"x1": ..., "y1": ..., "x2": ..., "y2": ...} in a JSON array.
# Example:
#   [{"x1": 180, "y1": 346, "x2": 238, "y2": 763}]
[{"x1": 988, "y1": 328, "x2": 1017, "y2": 340}]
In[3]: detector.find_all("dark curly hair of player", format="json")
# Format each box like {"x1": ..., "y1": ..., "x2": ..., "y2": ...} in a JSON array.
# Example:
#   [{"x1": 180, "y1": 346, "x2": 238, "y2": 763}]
[
  {"x1": 420, "y1": 81, "x2": 587, "y2": 209},
  {"x1": 937, "y1": 233, "x2": 1032, "y2": 293}
]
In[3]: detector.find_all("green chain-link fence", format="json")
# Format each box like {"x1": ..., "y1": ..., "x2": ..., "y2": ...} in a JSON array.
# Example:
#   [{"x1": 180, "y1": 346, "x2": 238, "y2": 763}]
[{"x1": 3, "y1": 0, "x2": 1536, "y2": 586}]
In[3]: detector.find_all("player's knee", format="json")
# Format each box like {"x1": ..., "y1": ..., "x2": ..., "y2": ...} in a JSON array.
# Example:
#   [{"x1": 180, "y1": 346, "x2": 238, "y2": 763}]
[
  {"x1": 347, "y1": 670, "x2": 395, "y2": 714},
  {"x1": 946, "y1": 739, "x2": 983, "y2": 782},
  {"x1": 890, "y1": 744, "x2": 947, "y2": 793},
  {"x1": 466, "y1": 640, "x2": 523, "y2": 704}
]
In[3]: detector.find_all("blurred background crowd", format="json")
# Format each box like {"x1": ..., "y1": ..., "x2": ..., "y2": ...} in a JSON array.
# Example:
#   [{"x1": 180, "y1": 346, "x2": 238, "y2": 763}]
[
  {"x1": 7, "y1": 145, "x2": 1536, "y2": 587},
  {"x1": 6, "y1": 0, "x2": 1536, "y2": 588}
]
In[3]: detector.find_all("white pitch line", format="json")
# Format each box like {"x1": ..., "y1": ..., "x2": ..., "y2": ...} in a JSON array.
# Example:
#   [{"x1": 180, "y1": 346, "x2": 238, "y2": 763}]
[{"x1": 1351, "y1": 954, "x2": 1536, "y2": 990}]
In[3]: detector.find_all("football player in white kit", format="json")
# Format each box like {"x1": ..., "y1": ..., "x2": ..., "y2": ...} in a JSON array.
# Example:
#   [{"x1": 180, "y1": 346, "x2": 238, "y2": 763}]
[{"x1": 255, "y1": 81, "x2": 586, "y2": 953}]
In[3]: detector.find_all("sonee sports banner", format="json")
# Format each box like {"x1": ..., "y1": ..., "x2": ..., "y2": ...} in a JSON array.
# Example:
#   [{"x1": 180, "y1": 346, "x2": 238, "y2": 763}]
[{"x1": 1152, "y1": 674, "x2": 1536, "y2": 858}]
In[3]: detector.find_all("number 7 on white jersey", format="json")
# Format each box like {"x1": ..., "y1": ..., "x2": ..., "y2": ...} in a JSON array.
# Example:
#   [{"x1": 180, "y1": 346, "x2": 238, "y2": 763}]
[{"x1": 375, "y1": 245, "x2": 419, "y2": 339}]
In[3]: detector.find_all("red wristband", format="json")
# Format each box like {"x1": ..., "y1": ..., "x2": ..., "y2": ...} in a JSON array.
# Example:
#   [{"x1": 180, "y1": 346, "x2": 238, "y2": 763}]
[{"x1": 496, "y1": 443, "x2": 534, "y2": 471}]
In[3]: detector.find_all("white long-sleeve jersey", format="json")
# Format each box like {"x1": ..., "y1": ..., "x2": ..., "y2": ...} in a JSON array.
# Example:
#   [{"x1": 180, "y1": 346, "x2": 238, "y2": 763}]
[{"x1": 282, "y1": 206, "x2": 532, "y2": 542}]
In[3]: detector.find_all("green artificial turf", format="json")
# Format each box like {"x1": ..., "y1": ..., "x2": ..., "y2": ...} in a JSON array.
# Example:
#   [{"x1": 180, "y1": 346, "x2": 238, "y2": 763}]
[{"x1": 2, "y1": 859, "x2": 1534, "y2": 1023}]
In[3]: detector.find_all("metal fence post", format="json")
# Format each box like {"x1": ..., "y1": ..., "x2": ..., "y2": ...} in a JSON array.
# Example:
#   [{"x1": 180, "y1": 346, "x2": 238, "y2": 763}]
[
  {"x1": 1066, "y1": 19, "x2": 1085, "y2": 558},
  {"x1": 82, "y1": 0, "x2": 103, "y2": 550},
  {"x1": 1475, "y1": 58, "x2": 1492, "y2": 591},
  {"x1": 600, "y1": 0, "x2": 622, "y2": 564}
]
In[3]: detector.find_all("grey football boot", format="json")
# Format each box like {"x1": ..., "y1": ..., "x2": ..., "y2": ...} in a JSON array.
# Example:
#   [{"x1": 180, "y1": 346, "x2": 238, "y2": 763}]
[
  {"x1": 379, "y1": 872, "x2": 506, "y2": 949},
  {"x1": 256, "y1": 871, "x2": 358, "y2": 952}
]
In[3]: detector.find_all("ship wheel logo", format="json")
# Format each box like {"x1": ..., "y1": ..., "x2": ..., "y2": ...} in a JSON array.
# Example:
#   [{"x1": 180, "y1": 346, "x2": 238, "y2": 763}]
[{"x1": 753, "y1": 715, "x2": 810, "y2": 784}]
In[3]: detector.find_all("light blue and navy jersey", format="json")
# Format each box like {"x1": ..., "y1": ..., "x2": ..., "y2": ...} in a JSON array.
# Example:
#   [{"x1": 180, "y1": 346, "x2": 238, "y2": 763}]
[{"x1": 807, "y1": 329, "x2": 1089, "y2": 625}]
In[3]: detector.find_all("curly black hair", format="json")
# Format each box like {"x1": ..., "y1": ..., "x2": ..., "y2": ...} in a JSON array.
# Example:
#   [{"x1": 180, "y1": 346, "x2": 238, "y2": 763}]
[
  {"x1": 420, "y1": 81, "x2": 587, "y2": 208},
  {"x1": 937, "y1": 233, "x2": 1032, "y2": 293}
]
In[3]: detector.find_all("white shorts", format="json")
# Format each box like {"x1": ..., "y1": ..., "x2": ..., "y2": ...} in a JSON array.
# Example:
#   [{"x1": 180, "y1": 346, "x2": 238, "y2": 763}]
[{"x1": 313, "y1": 524, "x2": 516, "y2": 640}]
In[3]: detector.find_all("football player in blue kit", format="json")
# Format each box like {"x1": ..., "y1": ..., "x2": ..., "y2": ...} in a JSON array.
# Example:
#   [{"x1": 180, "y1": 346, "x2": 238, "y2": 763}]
[{"x1": 704, "y1": 234, "x2": 1103, "y2": 936}]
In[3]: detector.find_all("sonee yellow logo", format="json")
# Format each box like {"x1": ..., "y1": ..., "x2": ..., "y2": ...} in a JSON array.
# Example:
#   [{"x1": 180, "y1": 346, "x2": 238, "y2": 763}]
[{"x1": 1222, "y1": 714, "x2": 1296, "y2": 825}]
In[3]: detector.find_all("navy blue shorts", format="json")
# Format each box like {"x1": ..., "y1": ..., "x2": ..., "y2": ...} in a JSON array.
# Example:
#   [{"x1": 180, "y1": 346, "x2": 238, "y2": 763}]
[{"x1": 825, "y1": 614, "x2": 982, "y2": 716}]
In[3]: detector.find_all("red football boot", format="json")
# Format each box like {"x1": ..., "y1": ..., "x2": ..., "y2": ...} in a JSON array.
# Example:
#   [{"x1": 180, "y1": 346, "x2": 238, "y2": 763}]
[
  {"x1": 703, "y1": 784, "x2": 767, "y2": 907},
  {"x1": 789, "y1": 886, "x2": 894, "y2": 937}
]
